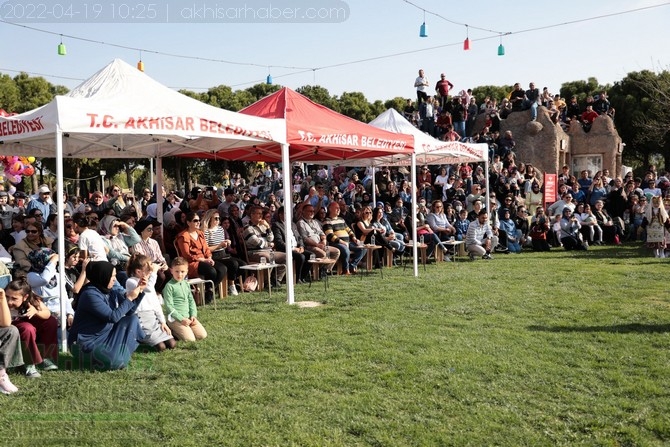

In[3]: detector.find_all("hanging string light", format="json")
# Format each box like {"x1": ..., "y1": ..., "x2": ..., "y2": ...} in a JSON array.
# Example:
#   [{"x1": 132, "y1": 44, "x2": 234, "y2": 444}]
[
  {"x1": 266, "y1": 67, "x2": 272, "y2": 85},
  {"x1": 463, "y1": 25, "x2": 470, "y2": 50},
  {"x1": 137, "y1": 51, "x2": 144, "y2": 72},
  {"x1": 57, "y1": 35, "x2": 66, "y2": 56},
  {"x1": 497, "y1": 34, "x2": 505, "y2": 56},
  {"x1": 419, "y1": 10, "x2": 427, "y2": 37}
]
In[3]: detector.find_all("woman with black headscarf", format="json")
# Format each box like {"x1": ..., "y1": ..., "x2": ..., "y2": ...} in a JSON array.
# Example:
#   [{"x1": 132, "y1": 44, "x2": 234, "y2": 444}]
[{"x1": 67, "y1": 261, "x2": 146, "y2": 370}]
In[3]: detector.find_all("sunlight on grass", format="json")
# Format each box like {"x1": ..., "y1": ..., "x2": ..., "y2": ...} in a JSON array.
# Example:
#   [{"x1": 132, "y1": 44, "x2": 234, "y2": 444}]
[{"x1": 2, "y1": 244, "x2": 670, "y2": 446}]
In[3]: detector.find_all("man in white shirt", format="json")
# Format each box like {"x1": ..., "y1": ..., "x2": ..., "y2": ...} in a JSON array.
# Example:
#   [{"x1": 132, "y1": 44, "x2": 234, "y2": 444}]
[
  {"x1": 414, "y1": 69, "x2": 429, "y2": 105},
  {"x1": 465, "y1": 210, "x2": 498, "y2": 260},
  {"x1": 297, "y1": 205, "x2": 340, "y2": 260}
]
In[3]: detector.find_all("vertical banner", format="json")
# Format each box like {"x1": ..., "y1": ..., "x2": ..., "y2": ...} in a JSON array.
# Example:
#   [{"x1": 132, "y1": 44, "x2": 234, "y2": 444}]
[{"x1": 544, "y1": 173, "x2": 557, "y2": 208}]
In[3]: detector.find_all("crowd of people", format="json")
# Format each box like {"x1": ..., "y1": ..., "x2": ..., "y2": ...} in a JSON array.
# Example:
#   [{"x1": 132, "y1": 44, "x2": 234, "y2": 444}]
[
  {"x1": 0, "y1": 78, "x2": 664, "y2": 393},
  {"x1": 407, "y1": 70, "x2": 616, "y2": 143}
]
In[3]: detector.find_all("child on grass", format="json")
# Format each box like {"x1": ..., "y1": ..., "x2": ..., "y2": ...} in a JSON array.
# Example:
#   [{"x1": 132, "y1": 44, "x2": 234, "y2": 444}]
[
  {"x1": 5, "y1": 279, "x2": 58, "y2": 377},
  {"x1": 126, "y1": 254, "x2": 176, "y2": 351},
  {"x1": 162, "y1": 257, "x2": 207, "y2": 342}
]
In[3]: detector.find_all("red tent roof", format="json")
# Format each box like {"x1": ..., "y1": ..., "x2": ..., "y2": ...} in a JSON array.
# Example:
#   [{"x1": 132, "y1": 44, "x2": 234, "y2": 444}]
[{"x1": 215, "y1": 87, "x2": 414, "y2": 162}]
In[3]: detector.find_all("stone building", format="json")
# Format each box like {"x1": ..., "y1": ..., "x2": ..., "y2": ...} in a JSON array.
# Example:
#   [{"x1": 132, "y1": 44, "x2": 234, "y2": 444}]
[{"x1": 476, "y1": 107, "x2": 623, "y2": 177}]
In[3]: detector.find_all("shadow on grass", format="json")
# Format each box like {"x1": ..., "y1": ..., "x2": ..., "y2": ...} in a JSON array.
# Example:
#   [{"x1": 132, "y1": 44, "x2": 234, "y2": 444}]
[{"x1": 528, "y1": 323, "x2": 670, "y2": 334}]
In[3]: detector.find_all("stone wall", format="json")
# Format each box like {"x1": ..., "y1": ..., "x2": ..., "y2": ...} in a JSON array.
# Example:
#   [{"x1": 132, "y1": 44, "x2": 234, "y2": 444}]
[{"x1": 474, "y1": 107, "x2": 621, "y2": 176}]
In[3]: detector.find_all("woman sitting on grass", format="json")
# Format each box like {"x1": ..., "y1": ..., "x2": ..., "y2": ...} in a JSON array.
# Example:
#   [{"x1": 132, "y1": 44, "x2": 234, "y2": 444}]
[
  {"x1": 68, "y1": 261, "x2": 147, "y2": 371},
  {"x1": 5, "y1": 279, "x2": 59, "y2": 377},
  {"x1": 559, "y1": 207, "x2": 587, "y2": 251},
  {"x1": 126, "y1": 254, "x2": 176, "y2": 352},
  {"x1": 498, "y1": 208, "x2": 521, "y2": 253},
  {"x1": 529, "y1": 208, "x2": 551, "y2": 251},
  {"x1": 575, "y1": 203, "x2": 603, "y2": 245},
  {"x1": 592, "y1": 200, "x2": 623, "y2": 244}
]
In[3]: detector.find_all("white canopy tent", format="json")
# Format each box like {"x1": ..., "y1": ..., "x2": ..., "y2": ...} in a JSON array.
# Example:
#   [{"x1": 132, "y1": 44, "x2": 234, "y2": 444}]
[
  {"x1": 0, "y1": 59, "x2": 288, "y2": 349},
  {"x1": 343, "y1": 108, "x2": 489, "y2": 276}
]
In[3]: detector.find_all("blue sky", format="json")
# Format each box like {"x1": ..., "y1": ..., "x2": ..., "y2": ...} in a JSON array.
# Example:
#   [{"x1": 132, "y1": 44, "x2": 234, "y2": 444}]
[{"x1": 1, "y1": 0, "x2": 669, "y2": 102}]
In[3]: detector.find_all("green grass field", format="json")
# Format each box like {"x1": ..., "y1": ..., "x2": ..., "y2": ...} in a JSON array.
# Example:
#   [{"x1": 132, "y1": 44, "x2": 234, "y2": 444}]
[{"x1": 2, "y1": 243, "x2": 670, "y2": 446}]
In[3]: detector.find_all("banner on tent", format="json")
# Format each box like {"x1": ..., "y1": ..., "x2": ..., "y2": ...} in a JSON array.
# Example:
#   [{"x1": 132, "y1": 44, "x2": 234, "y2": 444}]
[
  {"x1": 84, "y1": 113, "x2": 274, "y2": 140},
  {"x1": 424, "y1": 141, "x2": 485, "y2": 159},
  {"x1": 297, "y1": 130, "x2": 407, "y2": 150},
  {"x1": 0, "y1": 116, "x2": 45, "y2": 137}
]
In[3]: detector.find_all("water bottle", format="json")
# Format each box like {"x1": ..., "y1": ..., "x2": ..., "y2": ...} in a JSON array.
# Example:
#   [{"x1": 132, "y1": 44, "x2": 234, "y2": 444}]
[
  {"x1": 420, "y1": 235, "x2": 424, "y2": 245},
  {"x1": 270, "y1": 251, "x2": 275, "y2": 264},
  {"x1": 371, "y1": 234, "x2": 376, "y2": 246}
]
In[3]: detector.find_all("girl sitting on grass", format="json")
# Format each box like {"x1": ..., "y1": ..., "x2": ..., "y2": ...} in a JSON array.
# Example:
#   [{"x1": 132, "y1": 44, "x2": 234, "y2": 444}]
[
  {"x1": 5, "y1": 279, "x2": 59, "y2": 378},
  {"x1": 126, "y1": 254, "x2": 176, "y2": 352}
]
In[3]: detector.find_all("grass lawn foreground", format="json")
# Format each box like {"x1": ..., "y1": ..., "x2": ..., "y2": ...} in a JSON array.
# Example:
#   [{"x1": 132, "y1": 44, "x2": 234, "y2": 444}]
[{"x1": 2, "y1": 243, "x2": 670, "y2": 446}]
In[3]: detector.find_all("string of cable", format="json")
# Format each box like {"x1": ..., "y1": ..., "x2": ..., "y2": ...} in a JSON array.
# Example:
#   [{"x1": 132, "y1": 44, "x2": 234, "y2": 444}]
[{"x1": 1, "y1": 2, "x2": 669, "y2": 90}]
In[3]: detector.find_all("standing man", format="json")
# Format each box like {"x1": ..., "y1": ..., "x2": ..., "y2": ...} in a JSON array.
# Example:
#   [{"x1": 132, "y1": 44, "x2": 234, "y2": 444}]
[
  {"x1": 435, "y1": 73, "x2": 454, "y2": 110},
  {"x1": 26, "y1": 185, "x2": 52, "y2": 225},
  {"x1": 414, "y1": 69, "x2": 429, "y2": 105}
]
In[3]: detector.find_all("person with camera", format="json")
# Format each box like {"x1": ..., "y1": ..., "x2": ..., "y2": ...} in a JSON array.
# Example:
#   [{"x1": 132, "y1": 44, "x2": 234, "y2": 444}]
[{"x1": 188, "y1": 187, "x2": 220, "y2": 213}]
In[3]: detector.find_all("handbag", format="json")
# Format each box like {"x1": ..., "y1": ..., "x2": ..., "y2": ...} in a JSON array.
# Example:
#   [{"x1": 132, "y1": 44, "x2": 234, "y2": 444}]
[
  {"x1": 243, "y1": 275, "x2": 258, "y2": 292},
  {"x1": 211, "y1": 249, "x2": 230, "y2": 261}
]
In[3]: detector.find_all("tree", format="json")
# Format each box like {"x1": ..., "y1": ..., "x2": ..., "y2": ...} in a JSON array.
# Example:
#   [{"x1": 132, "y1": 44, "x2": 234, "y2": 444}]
[
  {"x1": 384, "y1": 97, "x2": 406, "y2": 114},
  {"x1": 338, "y1": 91, "x2": 373, "y2": 122},
  {"x1": 472, "y1": 85, "x2": 513, "y2": 103},
  {"x1": 0, "y1": 74, "x2": 20, "y2": 112},
  {"x1": 245, "y1": 83, "x2": 281, "y2": 101},
  {"x1": 13, "y1": 73, "x2": 56, "y2": 113},
  {"x1": 610, "y1": 70, "x2": 670, "y2": 170},
  {"x1": 295, "y1": 85, "x2": 339, "y2": 111},
  {"x1": 559, "y1": 77, "x2": 610, "y2": 104}
]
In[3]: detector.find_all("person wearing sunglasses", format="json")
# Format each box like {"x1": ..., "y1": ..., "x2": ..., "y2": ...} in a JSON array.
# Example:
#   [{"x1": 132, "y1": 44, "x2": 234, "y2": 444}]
[
  {"x1": 175, "y1": 212, "x2": 226, "y2": 304},
  {"x1": 12, "y1": 222, "x2": 54, "y2": 278}
]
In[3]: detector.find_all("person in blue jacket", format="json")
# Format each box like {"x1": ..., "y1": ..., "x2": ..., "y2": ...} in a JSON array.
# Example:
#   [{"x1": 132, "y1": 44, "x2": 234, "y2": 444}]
[{"x1": 67, "y1": 261, "x2": 146, "y2": 370}]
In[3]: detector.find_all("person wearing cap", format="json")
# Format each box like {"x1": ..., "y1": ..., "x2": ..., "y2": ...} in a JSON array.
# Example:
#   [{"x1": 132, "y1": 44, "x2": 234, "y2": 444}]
[
  {"x1": 0, "y1": 191, "x2": 17, "y2": 230},
  {"x1": 26, "y1": 185, "x2": 52, "y2": 224}
]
